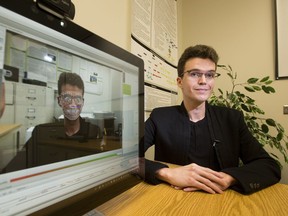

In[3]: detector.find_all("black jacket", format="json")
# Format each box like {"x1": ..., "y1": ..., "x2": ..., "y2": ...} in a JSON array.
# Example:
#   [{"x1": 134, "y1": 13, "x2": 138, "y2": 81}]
[
  {"x1": 2, "y1": 117, "x2": 101, "y2": 173},
  {"x1": 144, "y1": 102, "x2": 281, "y2": 194}
]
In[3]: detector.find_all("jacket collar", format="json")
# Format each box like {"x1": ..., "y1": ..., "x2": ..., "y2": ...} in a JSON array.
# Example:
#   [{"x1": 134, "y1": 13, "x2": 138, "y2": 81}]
[{"x1": 180, "y1": 101, "x2": 211, "y2": 118}]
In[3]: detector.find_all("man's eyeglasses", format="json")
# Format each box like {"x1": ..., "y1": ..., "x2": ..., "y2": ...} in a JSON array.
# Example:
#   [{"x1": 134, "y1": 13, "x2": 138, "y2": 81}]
[
  {"x1": 182, "y1": 70, "x2": 220, "y2": 80},
  {"x1": 60, "y1": 93, "x2": 83, "y2": 104}
]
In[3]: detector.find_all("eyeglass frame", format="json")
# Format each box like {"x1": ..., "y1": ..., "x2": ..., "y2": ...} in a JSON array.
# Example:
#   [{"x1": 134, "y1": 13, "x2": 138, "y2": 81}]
[
  {"x1": 59, "y1": 93, "x2": 84, "y2": 105},
  {"x1": 180, "y1": 69, "x2": 221, "y2": 80}
]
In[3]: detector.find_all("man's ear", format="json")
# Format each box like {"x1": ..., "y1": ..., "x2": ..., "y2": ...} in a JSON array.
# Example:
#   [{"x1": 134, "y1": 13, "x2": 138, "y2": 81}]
[{"x1": 177, "y1": 77, "x2": 183, "y2": 88}]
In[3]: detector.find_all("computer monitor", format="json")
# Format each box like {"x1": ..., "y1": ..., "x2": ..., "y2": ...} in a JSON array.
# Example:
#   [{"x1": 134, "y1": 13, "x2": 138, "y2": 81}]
[{"x1": 0, "y1": 0, "x2": 144, "y2": 215}]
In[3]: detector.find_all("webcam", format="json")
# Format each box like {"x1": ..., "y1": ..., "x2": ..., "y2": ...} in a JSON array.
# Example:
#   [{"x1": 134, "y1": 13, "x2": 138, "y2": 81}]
[{"x1": 36, "y1": 0, "x2": 75, "y2": 20}]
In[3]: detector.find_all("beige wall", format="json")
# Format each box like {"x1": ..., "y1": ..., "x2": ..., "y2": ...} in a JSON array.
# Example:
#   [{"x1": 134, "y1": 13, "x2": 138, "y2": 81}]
[
  {"x1": 72, "y1": 0, "x2": 287, "y2": 183},
  {"x1": 73, "y1": 0, "x2": 131, "y2": 50}
]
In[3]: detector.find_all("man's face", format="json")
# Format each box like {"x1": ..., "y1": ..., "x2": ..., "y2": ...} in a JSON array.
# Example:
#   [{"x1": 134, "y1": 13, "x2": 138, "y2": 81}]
[
  {"x1": 177, "y1": 57, "x2": 216, "y2": 105},
  {"x1": 58, "y1": 84, "x2": 84, "y2": 121}
]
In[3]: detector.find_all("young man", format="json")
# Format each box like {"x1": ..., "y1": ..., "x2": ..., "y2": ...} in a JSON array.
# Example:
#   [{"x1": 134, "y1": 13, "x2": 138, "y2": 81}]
[{"x1": 144, "y1": 45, "x2": 281, "y2": 194}]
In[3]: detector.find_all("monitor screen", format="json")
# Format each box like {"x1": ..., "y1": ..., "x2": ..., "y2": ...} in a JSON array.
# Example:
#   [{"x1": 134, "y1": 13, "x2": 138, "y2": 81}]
[{"x1": 0, "y1": 1, "x2": 144, "y2": 215}]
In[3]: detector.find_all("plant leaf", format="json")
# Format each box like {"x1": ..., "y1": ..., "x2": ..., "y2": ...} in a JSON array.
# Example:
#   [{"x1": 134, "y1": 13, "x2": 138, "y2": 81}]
[
  {"x1": 241, "y1": 104, "x2": 250, "y2": 112},
  {"x1": 227, "y1": 73, "x2": 233, "y2": 79},
  {"x1": 247, "y1": 78, "x2": 258, "y2": 83},
  {"x1": 244, "y1": 86, "x2": 255, "y2": 92},
  {"x1": 261, "y1": 124, "x2": 269, "y2": 133},
  {"x1": 265, "y1": 80, "x2": 273, "y2": 85},
  {"x1": 277, "y1": 132, "x2": 283, "y2": 141},
  {"x1": 260, "y1": 76, "x2": 269, "y2": 82},
  {"x1": 217, "y1": 64, "x2": 226, "y2": 68},
  {"x1": 266, "y1": 118, "x2": 276, "y2": 126},
  {"x1": 262, "y1": 86, "x2": 275, "y2": 93},
  {"x1": 252, "y1": 86, "x2": 261, "y2": 91}
]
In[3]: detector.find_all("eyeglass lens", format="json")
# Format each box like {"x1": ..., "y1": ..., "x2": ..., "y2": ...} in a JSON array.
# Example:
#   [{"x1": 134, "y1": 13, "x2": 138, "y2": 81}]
[
  {"x1": 61, "y1": 94, "x2": 83, "y2": 104},
  {"x1": 185, "y1": 70, "x2": 219, "y2": 79}
]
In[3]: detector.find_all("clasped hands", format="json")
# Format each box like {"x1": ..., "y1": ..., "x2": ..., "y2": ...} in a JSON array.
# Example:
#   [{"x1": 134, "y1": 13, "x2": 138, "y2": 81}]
[{"x1": 155, "y1": 163, "x2": 236, "y2": 194}]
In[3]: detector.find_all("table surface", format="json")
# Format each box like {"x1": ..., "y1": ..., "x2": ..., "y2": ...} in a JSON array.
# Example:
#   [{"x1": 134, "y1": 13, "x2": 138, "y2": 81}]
[
  {"x1": 95, "y1": 182, "x2": 288, "y2": 216},
  {"x1": 36, "y1": 136, "x2": 121, "y2": 152},
  {"x1": 0, "y1": 124, "x2": 21, "y2": 137}
]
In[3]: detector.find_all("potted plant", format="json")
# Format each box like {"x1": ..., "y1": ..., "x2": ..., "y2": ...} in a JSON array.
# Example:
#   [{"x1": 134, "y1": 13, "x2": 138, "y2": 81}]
[{"x1": 209, "y1": 65, "x2": 288, "y2": 167}]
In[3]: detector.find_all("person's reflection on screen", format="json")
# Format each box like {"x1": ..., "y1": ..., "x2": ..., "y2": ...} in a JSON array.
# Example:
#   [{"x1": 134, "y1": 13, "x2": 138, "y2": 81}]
[
  {"x1": 0, "y1": 69, "x2": 5, "y2": 118},
  {"x1": 52, "y1": 72, "x2": 101, "y2": 140},
  {"x1": 1, "y1": 72, "x2": 102, "y2": 173},
  {"x1": 58, "y1": 72, "x2": 85, "y2": 136},
  {"x1": 55, "y1": 72, "x2": 101, "y2": 139}
]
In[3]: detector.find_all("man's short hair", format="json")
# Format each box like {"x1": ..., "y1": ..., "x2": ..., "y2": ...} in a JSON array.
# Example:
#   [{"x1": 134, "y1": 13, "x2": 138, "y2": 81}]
[
  {"x1": 58, "y1": 72, "x2": 84, "y2": 95},
  {"x1": 177, "y1": 45, "x2": 219, "y2": 77}
]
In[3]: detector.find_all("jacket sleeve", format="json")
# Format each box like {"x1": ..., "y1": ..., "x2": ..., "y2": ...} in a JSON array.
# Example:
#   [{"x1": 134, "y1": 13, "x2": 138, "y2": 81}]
[
  {"x1": 144, "y1": 159, "x2": 169, "y2": 185},
  {"x1": 143, "y1": 113, "x2": 169, "y2": 185},
  {"x1": 220, "y1": 111, "x2": 281, "y2": 194}
]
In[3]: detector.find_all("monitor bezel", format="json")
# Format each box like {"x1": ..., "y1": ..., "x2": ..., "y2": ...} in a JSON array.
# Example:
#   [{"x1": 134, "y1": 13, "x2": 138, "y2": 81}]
[{"x1": 0, "y1": 0, "x2": 144, "y2": 214}]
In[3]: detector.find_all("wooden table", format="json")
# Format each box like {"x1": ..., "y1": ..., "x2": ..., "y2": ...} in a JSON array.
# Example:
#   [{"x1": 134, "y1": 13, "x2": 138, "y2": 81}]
[
  {"x1": 95, "y1": 182, "x2": 288, "y2": 216},
  {"x1": 0, "y1": 124, "x2": 21, "y2": 138},
  {"x1": 0, "y1": 124, "x2": 21, "y2": 169}
]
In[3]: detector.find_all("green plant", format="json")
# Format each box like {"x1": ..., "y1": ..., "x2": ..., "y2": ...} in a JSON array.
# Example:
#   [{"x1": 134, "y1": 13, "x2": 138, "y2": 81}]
[{"x1": 209, "y1": 64, "x2": 288, "y2": 167}]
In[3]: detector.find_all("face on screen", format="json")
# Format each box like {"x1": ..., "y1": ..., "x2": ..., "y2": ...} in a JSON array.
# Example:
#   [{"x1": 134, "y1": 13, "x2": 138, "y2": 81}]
[{"x1": 58, "y1": 80, "x2": 84, "y2": 123}]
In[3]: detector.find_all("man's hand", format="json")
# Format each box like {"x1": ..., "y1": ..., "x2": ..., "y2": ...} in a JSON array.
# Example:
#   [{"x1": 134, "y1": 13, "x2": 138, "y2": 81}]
[{"x1": 155, "y1": 163, "x2": 236, "y2": 194}]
